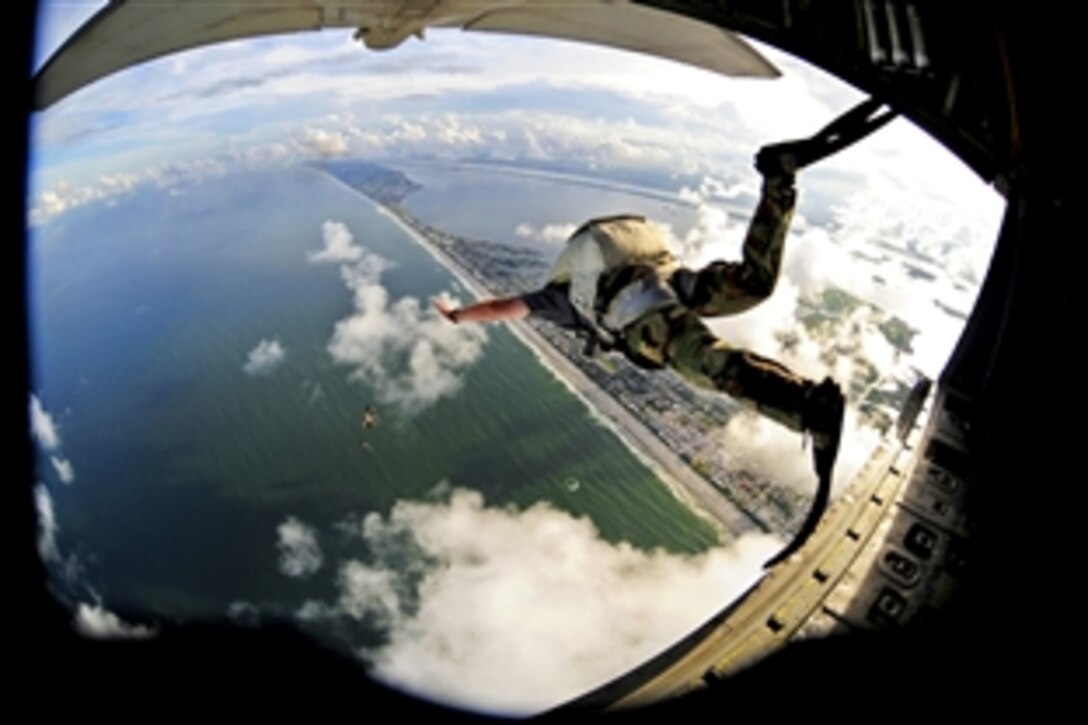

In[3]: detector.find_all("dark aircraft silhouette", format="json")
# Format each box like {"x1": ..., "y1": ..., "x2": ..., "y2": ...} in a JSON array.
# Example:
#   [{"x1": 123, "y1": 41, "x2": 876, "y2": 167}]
[{"x1": 13, "y1": 1, "x2": 1067, "y2": 719}]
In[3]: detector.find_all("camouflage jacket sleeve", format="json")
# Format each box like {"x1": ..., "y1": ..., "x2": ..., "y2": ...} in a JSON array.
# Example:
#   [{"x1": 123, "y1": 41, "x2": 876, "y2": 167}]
[
  {"x1": 521, "y1": 282, "x2": 580, "y2": 329},
  {"x1": 677, "y1": 175, "x2": 797, "y2": 317}
]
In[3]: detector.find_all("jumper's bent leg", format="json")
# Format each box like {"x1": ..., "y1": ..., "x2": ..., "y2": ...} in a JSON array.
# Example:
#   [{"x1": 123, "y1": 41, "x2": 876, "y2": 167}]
[{"x1": 623, "y1": 305, "x2": 811, "y2": 432}]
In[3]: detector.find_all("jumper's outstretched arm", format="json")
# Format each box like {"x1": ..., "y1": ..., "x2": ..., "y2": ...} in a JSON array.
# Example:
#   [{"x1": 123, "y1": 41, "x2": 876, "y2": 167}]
[
  {"x1": 677, "y1": 98, "x2": 897, "y2": 318},
  {"x1": 433, "y1": 296, "x2": 529, "y2": 324}
]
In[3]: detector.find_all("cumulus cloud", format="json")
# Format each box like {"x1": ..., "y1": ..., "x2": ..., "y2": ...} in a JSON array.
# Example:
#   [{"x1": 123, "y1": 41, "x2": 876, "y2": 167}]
[
  {"x1": 306, "y1": 488, "x2": 778, "y2": 716},
  {"x1": 297, "y1": 599, "x2": 339, "y2": 622},
  {"x1": 665, "y1": 186, "x2": 933, "y2": 506},
  {"x1": 51, "y1": 456, "x2": 76, "y2": 485},
  {"x1": 227, "y1": 601, "x2": 262, "y2": 627},
  {"x1": 243, "y1": 338, "x2": 286, "y2": 375},
  {"x1": 320, "y1": 222, "x2": 488, "y2": 414},
  {"x1": 35, "y1": 484, "x2": 59, "y2": 563},
  {"x1": 29, "y1": 394, "x2": 61, "y2": 450},
  {"x1": 665, "y1": 123, "x2": 1001, "y2": 380},
  {"x1": 669, "y1": 180, "x2": 955, "y2": 385},
  {"x1": 671, "y1": 198, "x2": 743, "y2": 270},
  {"x1": 811, "y1": 176, "x2": 1001, "y2": 377},
  {"x1": 276, "y1": 516, "x2": 324, "y2": 578},
  {"x1": 337, "y1": 563, "x2": 403, "y2": 628},
  {"x1": 29, "y1": 173, "x2": 143, "y2": 224},
  {"x1": 300, "y1": 127, "x2": 348, "y2": 157},
  {"x1": 695, "y1": 175, "x2": 753, "y2": 201},
  {"x1": 721, "y1": 407, "x2": 881, "y2": 498},
  {"x1": 74, "y1": 603, "x2": 157, "y2": 640},
  {"x1": 514, "y1": 222, "x2": 577, "y2": 246},
  {"x1": 308, "y1": 220, "x2": 363, "y2": 264},
  {"x1": 29, "y1": 142, "x2": 307, "y2": 225},
  {"x1": 34, "y1": 484, "x2": 84, "y2": 584}
]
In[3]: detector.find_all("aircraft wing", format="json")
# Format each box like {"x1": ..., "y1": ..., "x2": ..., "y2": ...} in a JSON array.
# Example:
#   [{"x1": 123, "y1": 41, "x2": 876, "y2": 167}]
[{"x1": 32, "y1": 0, "x2": 779, "y2": 111}]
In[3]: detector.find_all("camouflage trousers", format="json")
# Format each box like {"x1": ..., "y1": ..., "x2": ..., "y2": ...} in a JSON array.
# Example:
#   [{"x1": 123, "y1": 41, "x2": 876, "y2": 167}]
[{"x1": 619, "y1": 175, "x2": 811, "y2": 432}]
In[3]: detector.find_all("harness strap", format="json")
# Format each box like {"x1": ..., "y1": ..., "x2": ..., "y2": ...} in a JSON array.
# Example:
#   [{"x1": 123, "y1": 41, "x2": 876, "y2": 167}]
[{"x1": 756, "y1": 97, "x2": 898, "y2": 176}]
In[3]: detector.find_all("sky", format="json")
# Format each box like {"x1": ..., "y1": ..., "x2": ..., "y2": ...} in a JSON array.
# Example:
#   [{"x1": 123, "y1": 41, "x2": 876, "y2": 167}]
[
  {"x1": 29, "y1": 0, "x2": 1006, "y2": 715},
  {"x1": 29, "y1": 1, "x2": 1003, "y2": 388}
]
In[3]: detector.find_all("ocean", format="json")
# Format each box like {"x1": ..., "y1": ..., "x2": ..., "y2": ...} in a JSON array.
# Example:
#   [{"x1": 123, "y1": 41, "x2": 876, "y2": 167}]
[
  {"x1": 390, "y1": 161, "x2": 705, "y2": 253},
  {"x1": 28, "y1": 164, "x2": 720, "y2": 624}
]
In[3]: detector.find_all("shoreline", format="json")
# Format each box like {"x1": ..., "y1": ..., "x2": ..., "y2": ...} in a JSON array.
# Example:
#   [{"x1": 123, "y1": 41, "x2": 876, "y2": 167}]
[{"x1": 318, "y1": 167, "x2": 758, "y2": 538}]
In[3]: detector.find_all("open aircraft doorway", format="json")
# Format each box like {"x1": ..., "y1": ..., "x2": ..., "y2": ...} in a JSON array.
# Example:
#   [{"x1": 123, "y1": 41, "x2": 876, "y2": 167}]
[{"x1": 23, "y1": 1, "x2": 1026, "y2": 718}]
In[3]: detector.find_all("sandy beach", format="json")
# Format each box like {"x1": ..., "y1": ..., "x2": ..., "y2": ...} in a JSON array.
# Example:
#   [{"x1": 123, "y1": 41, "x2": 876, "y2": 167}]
[{"x1": 321, "y1": 169, "x2": 760, "y2": 538}]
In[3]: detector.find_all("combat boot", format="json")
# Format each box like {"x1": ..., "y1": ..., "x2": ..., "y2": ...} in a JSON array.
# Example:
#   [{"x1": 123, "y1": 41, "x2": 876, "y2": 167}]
[{"x1": 802, "y1": 377, "x2": 845, "y2": 482}]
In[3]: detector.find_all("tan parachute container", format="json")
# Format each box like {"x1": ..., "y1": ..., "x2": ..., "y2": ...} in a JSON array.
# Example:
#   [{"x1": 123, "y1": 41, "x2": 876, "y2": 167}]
[{"x1": 546, "y1": 215, "x2": 680, "y2": 336}]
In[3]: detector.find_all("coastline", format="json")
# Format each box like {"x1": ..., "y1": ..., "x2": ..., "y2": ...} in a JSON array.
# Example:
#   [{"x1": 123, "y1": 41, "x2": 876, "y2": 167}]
[{"x1": 318, "y1": 167, "x2": 758, "y2": 538}]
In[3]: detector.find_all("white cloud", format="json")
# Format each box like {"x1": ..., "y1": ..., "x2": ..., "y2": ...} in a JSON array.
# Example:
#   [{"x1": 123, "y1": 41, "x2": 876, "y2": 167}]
[
  {"x1": 34, "y1": 483, "x2": 85, "y2": 584},
  {"x1": 785, "y1": 173, "x2": 999, "y2": 379},
  {"x1": 665, "y1": 189, "x2": 926, "y2": 502},
  {"x1": 514, "y1": 222, "x2": 577, "y2": 246},
  {"x1": 313, "y1": 488, "x2": 778, "y2": 716},
  {"x1": 337, "y1": 563, "x2": 402, "y2": 628},
  {"x1": 721, "y1": 407, "x2": 881, "y2": 498},
  {"x1": 276, "y1": 516, "x2": 324, "y2": 578},
  {"x1": 323, "y1": 229, "x2": 488, "y2": 414},
  {"x1": 227, "y1": 601, "x2": 262, "y2": 627},
  {"x1": 74, "y1": 603, "x2": 157, "y2": 640},
  {"x1": 701, "y1": 273, "x2": 829, "y2": 381},
  {"x1": 297, "y1": 599, "x2": 339, "y2": 622},
  {"x1": 671, "y1": 198, "x2": 743, "y2": 270},
  {"x1": 35, "y1": 484, "x2": 59, "y2": 563},
  {"x1": 51, "y1": 456, "x2": 76, "y2": 485},
  {"x1": 308, "y1": 220, "x2": 363, "y2": 264},
  {"x1": 243, "y1": 338, "x2": 286, "y2": 375},
  {"x1": 301, "y1": 127, "x2": 348, "y2": 157},
  {"x1": 29, "y1": 394, "x2": 61, "y2": 450},
  {"x1": 669, "y1": 168, "x2": 983, "y2": 388},
  {"x1": 30, "y1": 170, "x2": 152, "y2": 225}
]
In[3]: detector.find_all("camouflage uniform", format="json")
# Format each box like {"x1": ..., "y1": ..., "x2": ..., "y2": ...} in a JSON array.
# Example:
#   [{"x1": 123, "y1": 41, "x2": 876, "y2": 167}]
[{"x1": 582, "y1": 175, "x2": 812, "y2": 432}]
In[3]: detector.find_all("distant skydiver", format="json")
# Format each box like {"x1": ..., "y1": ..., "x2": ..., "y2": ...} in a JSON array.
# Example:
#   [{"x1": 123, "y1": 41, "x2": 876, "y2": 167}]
[
  {"x1": 362, "y1": 404, "x2": 379, "y2": 429},
  {"x1": 434, "y1": 99, "x2": 895, "y2": 562},
  {"x1": 359, "y1": 405, "x2": 378, "y2": 453}
]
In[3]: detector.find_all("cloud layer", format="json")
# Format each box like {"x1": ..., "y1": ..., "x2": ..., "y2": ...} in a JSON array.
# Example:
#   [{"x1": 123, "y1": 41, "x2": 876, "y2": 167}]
[
  {"x1": 312, "y1": 220, "x2": 488, "y2": 415},
  {"x1": 276, "y1": 516, "x2": 324, "y2": 578},
  {"x1": 308, "y1": 220, "x2": 364, "y2": 263},
  {"x1": 51, "y1": 455, "x2": 76, "y2": 484},
  {"x1": 721, "y1": 407, "x2": 881, "y2": 497},
  {"x1": 514, "y1": 221, "x2": 577, "y2": 246},
  {"x1": 30, "y1": 394, "x2": 80, "y2": 485},
  {"x1": 74, "y1": 603, "x2": 157, "y2": 640},
  {"x1": 243, "y1": 338, "x2": 286, "y2": 375},
  {"x1": 298, "y1": 488, "x2": 778, "y2": 715},
  {"x1": 34, "y1": 483, "x2": 84, "y2": 585},
  {"x1": 35, "y1": 484, "x2": 60, "y2": 563},
  {"x1": 29, "y1": 394, "x2": 61, "y2": 450}
]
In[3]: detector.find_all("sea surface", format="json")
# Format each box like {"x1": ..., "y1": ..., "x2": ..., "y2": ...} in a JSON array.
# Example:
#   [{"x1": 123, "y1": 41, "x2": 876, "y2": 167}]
[
  {"x1": 390, "y1": 161, "x2": 705, "y2": 255},
  {"x1": 29, "y1": 165, "x2": 719, "y2": 626}
]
